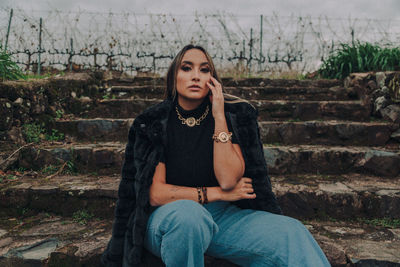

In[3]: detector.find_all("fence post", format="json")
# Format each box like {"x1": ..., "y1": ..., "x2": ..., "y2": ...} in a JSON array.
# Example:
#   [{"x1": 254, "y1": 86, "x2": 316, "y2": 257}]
[
  {"x1": 259, "y1": 15, "x2": 263, "y2": 73},
  {"x1": 94, "y1": 48, "x2": 98, "y2": 69},
  {"x1": 38, "y1": 17, "x2": 42, "y2": 75},
  {"x1": 242, "y1": 39, "x2": 246, "y2": 57},
  {"x1": 249, "y1": 28, "x2": 253, "y2": 75},
  {"x1": 5, "y1": 8, "x2": 13, "y2": 51},
  {"x1": 69, "y1": 38, "x2": 73, "y2": 71},
  {"x1": 152, "y1": 55, "x2": 156, "y2": 75}
]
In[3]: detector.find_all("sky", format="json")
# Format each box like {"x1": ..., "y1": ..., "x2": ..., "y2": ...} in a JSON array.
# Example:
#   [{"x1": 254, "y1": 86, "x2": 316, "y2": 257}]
[{"x1": 3, "y1": 0, "x2": 400, "y2": 20}]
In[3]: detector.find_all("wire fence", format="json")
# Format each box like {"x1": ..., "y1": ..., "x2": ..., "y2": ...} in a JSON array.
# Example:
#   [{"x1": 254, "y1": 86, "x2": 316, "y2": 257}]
[{"x1": 1, "y1": 7, "x2": 400, "y2": 75}]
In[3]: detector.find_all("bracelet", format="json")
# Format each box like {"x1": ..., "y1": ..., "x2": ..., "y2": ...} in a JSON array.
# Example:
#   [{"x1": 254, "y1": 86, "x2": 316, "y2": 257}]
[
  {"x1": 196, "y1": 187, "x2": 203, "y2": 204},
  {"x1": 201, "y1": 187, "x2": 208, "y2": 204}
]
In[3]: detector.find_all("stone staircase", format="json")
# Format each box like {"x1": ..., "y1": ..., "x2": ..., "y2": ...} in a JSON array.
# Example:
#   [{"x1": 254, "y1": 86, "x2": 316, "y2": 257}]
[{"x1": 1, "y1": 74, "x2": 400, "y2": 266}]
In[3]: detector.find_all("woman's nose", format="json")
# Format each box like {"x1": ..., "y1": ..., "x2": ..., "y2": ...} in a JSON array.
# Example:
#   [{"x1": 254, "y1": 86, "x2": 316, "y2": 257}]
[{"x1": 191, "y1": 69, "x2": 200, "y2": 81}]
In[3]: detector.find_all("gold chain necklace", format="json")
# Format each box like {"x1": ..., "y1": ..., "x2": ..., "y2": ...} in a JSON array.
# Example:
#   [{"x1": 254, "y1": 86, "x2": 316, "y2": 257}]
[{"x1": 175, "y1": 105, "x2": 209, "y2": 127}]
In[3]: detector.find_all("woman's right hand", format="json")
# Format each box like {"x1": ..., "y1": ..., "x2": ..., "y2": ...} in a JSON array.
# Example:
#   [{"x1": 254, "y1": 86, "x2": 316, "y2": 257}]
[{"x1": 220, "y1": 177, "x2": 256, "y2": 202}]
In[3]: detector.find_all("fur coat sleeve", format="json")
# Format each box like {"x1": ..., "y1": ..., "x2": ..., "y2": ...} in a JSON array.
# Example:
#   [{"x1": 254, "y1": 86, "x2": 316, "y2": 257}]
[{"x1": 100, "y1": 120, "x2": 138, "y2": 267}]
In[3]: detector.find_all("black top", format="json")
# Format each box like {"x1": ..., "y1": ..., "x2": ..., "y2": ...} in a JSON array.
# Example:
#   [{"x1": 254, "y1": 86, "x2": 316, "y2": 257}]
[{"x1": 160, "y1": 97, "x2": 238, "y2": 187}]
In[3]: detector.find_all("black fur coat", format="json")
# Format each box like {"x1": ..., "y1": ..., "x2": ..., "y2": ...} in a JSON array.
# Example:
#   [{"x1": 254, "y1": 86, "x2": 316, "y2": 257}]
[{"x1": 101, "y1": 98, "x2": 282, "y2": 267}]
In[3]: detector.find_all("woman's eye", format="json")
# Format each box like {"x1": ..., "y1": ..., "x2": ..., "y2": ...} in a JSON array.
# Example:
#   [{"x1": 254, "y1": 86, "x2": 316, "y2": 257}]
[
  {"x1": 201, "y1": 68, "x2": 210, "y2": 73},
  {"x1": 181, "y1": 66, "x2": 191, "y2": 71}
]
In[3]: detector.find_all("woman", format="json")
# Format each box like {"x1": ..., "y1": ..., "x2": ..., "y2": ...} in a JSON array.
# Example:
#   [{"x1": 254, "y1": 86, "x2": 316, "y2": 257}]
[{"x1": 101, "y1": 44, "x2": 330, "y2": 267}]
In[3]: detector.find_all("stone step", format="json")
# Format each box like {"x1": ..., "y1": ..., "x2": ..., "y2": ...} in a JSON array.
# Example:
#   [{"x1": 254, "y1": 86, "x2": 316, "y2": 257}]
[
  {"x1": 53, "y1": 118, "x2": 399, "y2": 146},
  {"x1": 0, "y1": 177, "x2": 399, "y2": 266},
  {"x1": 110, "y1": 85, "x2": 354, "y2": 101},
  {"x1": 107, "y1": 76, "x2": 343, "y2": 88},
  {"x1": 75, "y1": 99, "x2": 371, "y2": 121},
  {"x1": 0, "y1": 173, "x2": 400, "y2": 220},
  {"x1": 15, "y1": 143, "x2": 400, "y2": 177},
  {"x1": 0, "y1": 173, "x2": 399, "y2": 221}
]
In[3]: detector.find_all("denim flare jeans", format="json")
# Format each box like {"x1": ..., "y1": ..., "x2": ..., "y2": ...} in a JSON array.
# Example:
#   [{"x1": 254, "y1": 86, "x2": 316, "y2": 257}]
[{"x1": 144, "y1": 200, "x2": 330, "y2": 267}]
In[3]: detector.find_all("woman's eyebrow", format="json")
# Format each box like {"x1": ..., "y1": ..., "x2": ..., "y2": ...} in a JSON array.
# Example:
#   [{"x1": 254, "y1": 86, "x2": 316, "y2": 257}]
[{"x1": 181, "y1": 61, "x2": 209, "y2": 66}]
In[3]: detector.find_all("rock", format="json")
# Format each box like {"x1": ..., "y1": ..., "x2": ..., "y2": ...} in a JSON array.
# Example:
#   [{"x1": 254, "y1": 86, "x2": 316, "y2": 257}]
[
  {"x1": 376, "y1": 72, "x2": 386, "y2": 88},
  {"x1": 0, "y1": 237, "x2": 12, "y2": 248},
  {"x1": 0, "y1": 229, "x2": 7, "y2": 238},
  {"x1": 381, "y1": 86, "x2": 390, "y2": 96},
  {"x1": 374, "y1": 96, "x2": 390, "y2": 114},
  {"x1": 323, "y1": 226, "x2": 365, "y2": 235},
  {"x1": 315, "y1": 235, "x2": 348, "y2": 267},
  {"x1": 0, "y1": 99, "x2": 13, "y2": 131},
  {"x1": 2, "y1": 238, "x2": 61, "y2": 261},
  {"x1": 80, "y1": 96, "x2": 91, "y2": 103},
  {"x1": 335, "y1": 124, "x2": 365, "y2": 140},
  {"x1": 0, "y1": 149, "x2": 19, "y2": 171},
  {"x1": 7, "y1": 126, "x2": 25, "y2": 145},
  {"x1": 20, "y1": 221, "x2": 86, "y2": 237},
  {"x1": 14, "y1": 98, "x2": 23, "y2": 104},
  {"x1": 380, "y1": 104, "x2": 400, "y2": 123},
  {"x1": 391, "y1": 129, "x2": 400, "y2": 142},
  {"x1": 343, "y1": 240, "x2": 400, "y2": 265},
  {"x1": 71, "y1": 91, "x2": 77, "y2": 98},
  {"x1": 367, "y1": 80, "x2": 378, "y2": 91},
  {"x1": 357, "y1": 150, "x2": 400, "y2": 177},
  {"x1": 389, "y1": 229, "x2": 400, "y2": 239},
  {"x1": 319, "y1": 182, "x2": 354, "y2": 195},
  {"x1": 371, "y1": 88, "x2": 385, "y2": 99}
]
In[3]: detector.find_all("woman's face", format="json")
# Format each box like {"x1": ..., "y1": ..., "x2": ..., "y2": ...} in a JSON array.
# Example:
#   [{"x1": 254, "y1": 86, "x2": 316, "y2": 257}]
[{"x1": 176, "y1": 49, "x2": 212, "y2": 105}]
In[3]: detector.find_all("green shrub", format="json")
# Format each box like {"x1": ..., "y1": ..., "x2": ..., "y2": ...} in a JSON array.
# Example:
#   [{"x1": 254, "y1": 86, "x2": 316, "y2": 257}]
[
  {"x1": 42, "y1": 164, "x2": 59, "y2": 175},
  {"x1": 72, "y1": 210, "x2": 94, "y2": 225},
  {"x1": 23, "y1": 123, "x2": 45, "y2": 143},
  {"x1": 319, "y1": 41, "x2": 400, "y2": 79},
  {"x1": 45, "y1": 129, "x2": 65, "y2": 141},
  {"x1": 0, "y1": 46, "x2": 25, "y2": 81},
  {"x1": 23, "y1": 123, "x2": 65, "y2": 143},
  {"x1": 64, "y1": 160, "x2": 77, "y2": 175}
]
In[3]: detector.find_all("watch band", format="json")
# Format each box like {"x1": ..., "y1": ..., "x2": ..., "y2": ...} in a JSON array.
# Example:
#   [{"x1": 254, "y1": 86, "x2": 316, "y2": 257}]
[{"x1": 212, "y1": 131, "x2": 233, "y2": 143}]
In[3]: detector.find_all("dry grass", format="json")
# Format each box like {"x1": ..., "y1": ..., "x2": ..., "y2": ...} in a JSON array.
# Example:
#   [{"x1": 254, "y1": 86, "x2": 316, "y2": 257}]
[{"x1": 219, "y1": 66, "x2": 308, "y2": 80}]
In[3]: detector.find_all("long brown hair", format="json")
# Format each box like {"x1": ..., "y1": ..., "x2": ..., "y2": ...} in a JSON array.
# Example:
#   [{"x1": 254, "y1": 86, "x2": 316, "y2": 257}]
[
  {"x1": 164, "y1": 44, "x2": 250, "y2": 105},
  {"x1": 164, "y1": 44, "x2": 222, "y2": 100}
]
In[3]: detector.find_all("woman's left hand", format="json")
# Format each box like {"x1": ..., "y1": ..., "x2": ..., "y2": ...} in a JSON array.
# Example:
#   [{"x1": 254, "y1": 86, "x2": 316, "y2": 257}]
[{"x1": 207, "y1": 76, "x2": 225, "y2": 120}]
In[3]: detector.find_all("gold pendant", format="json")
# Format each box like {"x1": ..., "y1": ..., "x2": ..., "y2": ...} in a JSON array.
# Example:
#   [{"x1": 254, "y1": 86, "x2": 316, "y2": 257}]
[{"x1": 185, "y1": 117, "x2": 196, "y2": 127}]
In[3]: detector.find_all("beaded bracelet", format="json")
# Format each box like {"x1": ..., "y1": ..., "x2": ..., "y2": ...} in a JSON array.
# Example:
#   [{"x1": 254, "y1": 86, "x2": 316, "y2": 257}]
[
  {"x1": 196, "y1": 187, "x2": 203, "y2": 204},
  {"x1": 201, "y1": 187, "x2": 208, "y2": 204}
]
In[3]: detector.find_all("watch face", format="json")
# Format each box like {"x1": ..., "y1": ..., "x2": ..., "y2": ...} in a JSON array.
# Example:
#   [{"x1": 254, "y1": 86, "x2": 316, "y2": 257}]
[{"x1": 219, "y1": 132, "x2": 229, "y2": 142}]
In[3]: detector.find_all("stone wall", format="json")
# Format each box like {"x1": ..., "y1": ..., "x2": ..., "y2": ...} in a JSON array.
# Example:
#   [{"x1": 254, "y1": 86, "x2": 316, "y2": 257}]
[
  {"x1": 345, "y1": 71, "x2": 400, "y2": 122},
  {"x1": 344, "y1": 71, "x2": 400, "y2": 143},
  {"x1": 0, "y1": 72, "x2": 103, "y2": 145}
]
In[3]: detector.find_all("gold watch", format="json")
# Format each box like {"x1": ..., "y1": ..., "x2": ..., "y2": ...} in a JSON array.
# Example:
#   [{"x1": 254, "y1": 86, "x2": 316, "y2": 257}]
[{"x1": 212, "y1": 132, "x2": 232, "y2": 143}]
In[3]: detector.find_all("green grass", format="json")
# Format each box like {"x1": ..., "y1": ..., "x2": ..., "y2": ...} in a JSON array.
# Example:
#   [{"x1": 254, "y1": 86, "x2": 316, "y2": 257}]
[
  {"x1": 24, "y1": 70, "x2": 65, "y2": 80},
  {"x1": 55, "y1": 110, "x2": 64, "y2": 119},
  {"x1": 64, "y1": 160, "x2": 77, "y2": 175},
  {"x1": 23, "y1": 123, "x2": 65, "y2": 143},
  {"x1": 359, "y1": 218, "x2": 400, "y2": 228},
  {"x1": 45, "y1": 129, "x2": 65, "y2": 142},
  {"x1": 41, "y1": 160, "x2": 76, "y2": 176},
  {"x1": 42, "y1": 165, "x2": 59, "y2": 175},
  {"x1": 72, "y1": 210, "x2": 94, "y2": 225},
  {"x1": 23, "y1": 123, "x2": 45, "y2": 143},
  {"x1": 319, "y1": 41, "x2": 400, "y2": 79},
  {"x1": 0, "y1": 46, "x2": 25, "y2": 81}
]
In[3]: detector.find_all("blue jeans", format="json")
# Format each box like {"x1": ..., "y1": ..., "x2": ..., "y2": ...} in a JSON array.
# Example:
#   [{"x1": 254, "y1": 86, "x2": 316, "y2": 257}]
[{"x1": 144, "y1": 200, "x2": 330, "y2": 267}]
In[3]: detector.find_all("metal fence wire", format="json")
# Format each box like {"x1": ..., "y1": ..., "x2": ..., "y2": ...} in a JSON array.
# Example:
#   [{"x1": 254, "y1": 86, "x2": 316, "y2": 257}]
[{"x1": 1, "y1": 7, "x2": 400, "y2": 75}]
